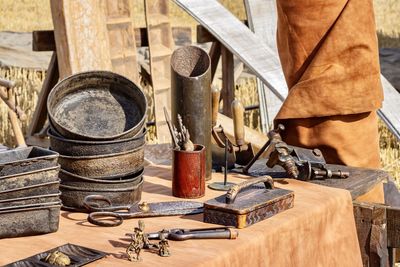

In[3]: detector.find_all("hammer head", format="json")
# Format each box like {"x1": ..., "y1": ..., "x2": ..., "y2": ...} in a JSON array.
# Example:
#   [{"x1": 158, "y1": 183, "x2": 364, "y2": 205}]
[{"x1": 235, "y1": 143, "x2": 254, "y2": 166}]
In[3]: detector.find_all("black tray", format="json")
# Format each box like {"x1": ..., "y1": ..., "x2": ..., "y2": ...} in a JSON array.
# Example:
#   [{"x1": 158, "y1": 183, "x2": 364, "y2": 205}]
[
  {"x1": 0, "y1": 192, "x2": 61, "y2": 209},
  {"x1": 4, "y1": 243, "x2": 108, "y2": 266},
  {"x1": 0, "y1": 204, "x2": 61, "y2": 239},
  {"x1": 0, "y1": 147, "x2": 59, "y2": 176}
]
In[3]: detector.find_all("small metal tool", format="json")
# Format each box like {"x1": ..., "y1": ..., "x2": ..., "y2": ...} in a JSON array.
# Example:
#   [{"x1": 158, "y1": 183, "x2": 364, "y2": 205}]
[
  {"x1": 243, "y1": 125, "x2": 350, "y2": 181},
  {"x1": 243, "y1": 124, "x2": 298, "y2": 177},
  {"x1": 83, "y1": 195, "x2": 204, "y2": 227},
  {"x1": 163, "y1": 107, "x2": 180, "y2": 150},
  {"x1": 298, "y1": 162, "x2": 350, "y2": 181},
  {"x1": 145, "y1": 226, "x2": 239, "y2": 241},
  {"x1": 208, "y1": 136, "x2": 236, "y2": 191}
]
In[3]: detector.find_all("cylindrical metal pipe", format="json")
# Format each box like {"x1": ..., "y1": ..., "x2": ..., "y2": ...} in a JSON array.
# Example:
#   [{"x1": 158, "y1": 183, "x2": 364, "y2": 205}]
[{"x1": 171, "y1": 46, "x2": 212, "y2": 180}]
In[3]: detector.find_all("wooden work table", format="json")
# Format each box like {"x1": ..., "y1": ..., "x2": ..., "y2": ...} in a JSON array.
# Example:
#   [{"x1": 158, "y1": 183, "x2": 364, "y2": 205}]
[{"x1": 1, "y1": 163, "x2": 362, "y2": 266}]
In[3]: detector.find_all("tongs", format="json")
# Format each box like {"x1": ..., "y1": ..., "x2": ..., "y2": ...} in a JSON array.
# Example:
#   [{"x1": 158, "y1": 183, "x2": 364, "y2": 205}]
[{"x1": 144, "y1": 227, "x2": 239, "y2": 241}]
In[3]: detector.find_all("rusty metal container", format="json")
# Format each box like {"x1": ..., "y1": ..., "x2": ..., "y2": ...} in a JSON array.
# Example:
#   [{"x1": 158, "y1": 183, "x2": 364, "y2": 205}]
[
  {"x1": 60, "y1": 177, "x2": 143, "y2": 211},
  {"x1": 59, "y1": 168, "x2": 144, "y2": 187},
  {"x1": 0, "y1": 181, "x2": 60, "y2": 201},
  {"x1": 172, "y1": 144, "x2": 205, "y2": 199},
  {"x1": 0, "y1": 192, "x2": 61, "y2": 209},
  {"x1": 47, "y1": 71, "x2": 147, "y2": 141},
  {"x1": 171, "y1": 46, "x2": 212, "y2": 180},
  {"x1": 0, "y1": 147, "x2": 59, "y2": 176},
  {"x1": 0, "y1": 204, "x2": 61, "y2": 238},
  {"x1": 0, "y1": 165, "x2": 60, "y2": 192},
  {"x1": 57, "y1": 145, "x2": 144, "y2": 178},
  {"x1": 48, "y1": 127, "x2": 146, "y2": 156}
]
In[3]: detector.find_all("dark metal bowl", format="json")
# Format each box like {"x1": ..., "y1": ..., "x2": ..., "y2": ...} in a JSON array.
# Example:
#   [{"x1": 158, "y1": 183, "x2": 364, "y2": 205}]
[
  {"x1": 57, "y1": 144, "x2": 144, "y2": 178},
  {"x1": 60, "y1": 177, "x2": 144, "y2": 211},
  {"x1": 48, "y1": 127, "x2": 146, "y2": 156},
  {"x1": 47, "y1": 71, "x2": 147, "y2": 141},
  {"x1": 59, "y1": 168, "x2": 144, "y2": 187}
]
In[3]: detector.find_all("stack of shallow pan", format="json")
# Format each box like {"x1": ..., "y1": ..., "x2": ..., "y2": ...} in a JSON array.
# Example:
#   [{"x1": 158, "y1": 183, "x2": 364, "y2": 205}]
[
  {"x1": 47, "y1": 71, "x2": 147, "y2": 211},
  {"x1": 0, "y1": 146, "x2": 61, "y2": 238}
]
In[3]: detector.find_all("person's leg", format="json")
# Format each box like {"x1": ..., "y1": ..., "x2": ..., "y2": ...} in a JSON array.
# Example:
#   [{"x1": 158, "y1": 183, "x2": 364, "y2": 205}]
[
  {"x1": 277, "y1": 111, "x2": 380, "y2": 168},
  {"x1": 275, "y1": 0, "x2": 383, "y2": 168}
]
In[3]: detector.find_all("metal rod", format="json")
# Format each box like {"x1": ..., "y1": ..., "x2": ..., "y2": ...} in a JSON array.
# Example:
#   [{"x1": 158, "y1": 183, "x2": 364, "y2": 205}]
[
  {"x1": 244, "y1": 104, "x2": 259, "y2": 111},
  {"x1": 224, "y1": 136, "x2": 228, "y2": 185},
  {"x1": 243, "y1": 139, "x2": 270, "y2": 174},
  {"x1": 163, "y1": 107, "x2": 180, "y2": 150}
]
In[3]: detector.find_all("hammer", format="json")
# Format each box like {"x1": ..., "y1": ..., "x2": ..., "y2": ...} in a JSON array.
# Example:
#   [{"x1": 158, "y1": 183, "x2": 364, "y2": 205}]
[{"x1": 231, "y1": 99, "x2": 254, "y2": 166}]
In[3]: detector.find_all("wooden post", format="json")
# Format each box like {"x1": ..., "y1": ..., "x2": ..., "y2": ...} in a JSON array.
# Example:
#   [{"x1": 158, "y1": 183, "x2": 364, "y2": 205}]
[
  {"x1": 353, "y1": 202, "x2": 389, "y2": 267},
  {"x1": 208, "y1": 41, "x2": 221, "y2": 83},
  {"x1": 221, "y1": 46, "x2": 235, "y2": 117},
  {"x1": 145, "y1": 0, "x2": 174, "y2": 142},
  {"x1": 27, "y1": 53, "x2": 59, "y2": 138}
]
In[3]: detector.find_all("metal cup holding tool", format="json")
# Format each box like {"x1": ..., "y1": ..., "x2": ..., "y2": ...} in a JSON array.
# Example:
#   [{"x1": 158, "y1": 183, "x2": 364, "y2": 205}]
[{"x1": 172, "y1": 144, "x2": 206, "y2": 198}]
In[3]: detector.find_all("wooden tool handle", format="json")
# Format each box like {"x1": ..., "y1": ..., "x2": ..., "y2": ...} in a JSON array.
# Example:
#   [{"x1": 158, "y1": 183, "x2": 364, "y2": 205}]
[
  {"x1": 0, "y1": 89, "x2": 27, "y2": 121},
  {"x1": 6, "y1": 88, "x2": 26, "y2": 147},
  {"x1": 225, "y1": 176, "x2": 274, "y2": 204},
  {"x1": 231, "y1": 99, "x2": 245, "y2": 146},
  {"x1": 211, "y1": 85, "x2": 220, "y2": 127},
  {"x1": 0, "y1": 78, "x2": 15, "y2": 89}
]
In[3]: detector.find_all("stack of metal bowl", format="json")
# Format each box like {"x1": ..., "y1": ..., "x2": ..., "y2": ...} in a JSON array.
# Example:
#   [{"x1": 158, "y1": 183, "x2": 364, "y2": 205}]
[{"x1": 47, "y1": 71, "x2": 147, "y2": 211}]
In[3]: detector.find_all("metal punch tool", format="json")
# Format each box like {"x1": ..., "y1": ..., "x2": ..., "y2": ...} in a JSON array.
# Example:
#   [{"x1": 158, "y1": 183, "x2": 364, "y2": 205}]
[{"x1": 144, "y1": 226, "x2": 239, "y2": 241}]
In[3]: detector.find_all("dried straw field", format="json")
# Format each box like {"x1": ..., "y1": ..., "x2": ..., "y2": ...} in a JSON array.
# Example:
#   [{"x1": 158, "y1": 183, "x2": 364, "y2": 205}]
[{"x1": 0, "y1": 0, "x2": 399, "y2": 181}]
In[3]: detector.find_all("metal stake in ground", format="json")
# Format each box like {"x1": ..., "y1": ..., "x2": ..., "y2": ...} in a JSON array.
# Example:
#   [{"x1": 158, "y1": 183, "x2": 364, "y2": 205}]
[{"x1": 208, "y1": 136, "x2": 236, "y2": 191}]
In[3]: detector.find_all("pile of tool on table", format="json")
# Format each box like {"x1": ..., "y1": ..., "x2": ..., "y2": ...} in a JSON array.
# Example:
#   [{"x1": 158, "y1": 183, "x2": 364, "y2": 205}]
[{"x1": 1, "y1": 46, "x2": 355, "y2": 266}]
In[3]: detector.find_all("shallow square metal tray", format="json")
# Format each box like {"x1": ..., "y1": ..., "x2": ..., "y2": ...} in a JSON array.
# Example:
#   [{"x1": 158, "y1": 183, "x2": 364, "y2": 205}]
[
  {"x1": 0, "y1": 146, "x2": 59, "y2": 176},
  {"x1": 0, "y1": 203, "x2": 61, "y2": 239},
  {"x1": 5, "y1": 243, "x2": 108, "y2": 266}
]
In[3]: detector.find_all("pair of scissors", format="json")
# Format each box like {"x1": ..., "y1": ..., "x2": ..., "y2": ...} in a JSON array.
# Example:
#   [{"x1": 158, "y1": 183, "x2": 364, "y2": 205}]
[{"x1": 83, "y1": 195, "x2": 204, "y2": 227}]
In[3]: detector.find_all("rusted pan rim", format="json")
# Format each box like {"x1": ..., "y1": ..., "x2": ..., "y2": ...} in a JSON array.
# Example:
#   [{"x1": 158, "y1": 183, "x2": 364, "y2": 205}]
[
  {"x1": 60, "y1": 177, "x2": 143, "y2": 211},
  {"x1": 0, "y1": 204, "x2": 60, "y2": 238},
  {"x1": 0, "y1": 200, "x2": 61, "y2": 211},
  {"x1": 0, "y1": 165, "x2": 60, "y2": 192},
  {"x1": 0, "y1": 146, "x2": 59, "y2": 177},
  {"x1": 0, "y1": 192, "x2": 61, "y2": 209},
  {"x1": 48, "y1": 127, "x2": 146, "y2": 157},
  {"x1": 0, "y1": 180, "x2": 60, "y2": 201},
  {"x1": 59, "y1": 168, "x2": 144, "y2": 188},
  {"x1": 58, "y1": 144, "x2": 144, "y2": 178},
  {"x1": 47, "y1": 70, "x2": 147, "y2": 141}
]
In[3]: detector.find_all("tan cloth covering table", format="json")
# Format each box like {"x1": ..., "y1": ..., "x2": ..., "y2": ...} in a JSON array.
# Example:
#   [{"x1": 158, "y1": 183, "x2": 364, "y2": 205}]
[{"x1": 0, "y1": 164, "x2": 362, "y2": 266}]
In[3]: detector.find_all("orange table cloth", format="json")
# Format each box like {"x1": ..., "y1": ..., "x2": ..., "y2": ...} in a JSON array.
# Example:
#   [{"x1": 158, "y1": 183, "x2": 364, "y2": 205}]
[{"x1": 0, "y1": 165, "x2": 362, "y2": 266}]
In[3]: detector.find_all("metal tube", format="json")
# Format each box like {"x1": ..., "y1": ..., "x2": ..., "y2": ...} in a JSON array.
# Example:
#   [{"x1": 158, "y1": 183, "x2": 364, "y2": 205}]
[{"x1": 171, "y1": 46, "x2": 212, "y2": 180}]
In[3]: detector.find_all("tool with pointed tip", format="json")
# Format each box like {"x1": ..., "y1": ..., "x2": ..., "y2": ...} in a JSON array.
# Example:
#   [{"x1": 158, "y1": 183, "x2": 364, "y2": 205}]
[
  {"x1": 163, "y1": 107, "x2": 180, "y2": 150},
  {"x1": 208, "y1": 135, "x2": 236, "y2": 191},
  {"x1": 83, "y1": 195, "x2": 204, "y2": 227}
]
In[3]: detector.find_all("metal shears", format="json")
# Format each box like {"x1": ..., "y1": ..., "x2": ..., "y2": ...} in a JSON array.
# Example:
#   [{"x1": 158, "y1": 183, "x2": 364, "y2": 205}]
[{"x1": 83, "y1": 195, "x2": 204, "y2": 227}]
